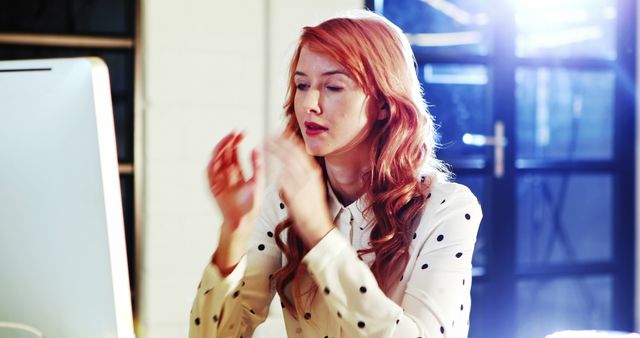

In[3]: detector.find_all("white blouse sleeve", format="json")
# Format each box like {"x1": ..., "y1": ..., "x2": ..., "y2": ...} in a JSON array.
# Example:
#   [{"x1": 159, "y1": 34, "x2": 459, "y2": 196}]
[
  {"x1": 188, "y1": 186, "x2": 284, "y2": 338},
  {"x1": 301, "y1": 183, "x2": 482, "y2": 338}
]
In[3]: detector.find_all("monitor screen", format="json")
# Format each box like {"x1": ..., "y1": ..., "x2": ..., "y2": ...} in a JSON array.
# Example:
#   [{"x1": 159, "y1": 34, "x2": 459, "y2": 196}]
[{"x1": 0, "y1": 57, "x2": 134, "y2": 338}]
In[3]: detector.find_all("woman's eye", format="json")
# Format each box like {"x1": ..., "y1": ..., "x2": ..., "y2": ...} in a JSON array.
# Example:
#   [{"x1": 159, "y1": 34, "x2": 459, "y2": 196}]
[
  {"x1": 326, "y1": 86, "x2": 343, "y2": 92},
  {"x1": 296, "y1": 83, "x2": 309, "y2": 90}
]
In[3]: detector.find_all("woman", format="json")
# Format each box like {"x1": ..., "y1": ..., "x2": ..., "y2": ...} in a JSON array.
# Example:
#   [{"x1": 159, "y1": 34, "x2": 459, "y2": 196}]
[{"x1": 190, "y1": 10, "x2": 481, "y2": 338}]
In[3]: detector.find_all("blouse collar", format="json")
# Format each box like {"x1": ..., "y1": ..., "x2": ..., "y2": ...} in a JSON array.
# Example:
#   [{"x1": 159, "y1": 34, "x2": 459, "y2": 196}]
[{"x1": 326, "y1": 182, "x2": 371, "y2": 226}]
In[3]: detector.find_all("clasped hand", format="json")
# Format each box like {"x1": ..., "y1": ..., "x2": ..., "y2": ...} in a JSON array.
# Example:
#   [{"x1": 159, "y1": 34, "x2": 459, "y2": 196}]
[{"x1": 207, "y1": 131, "x2": 334, "y2": 249}]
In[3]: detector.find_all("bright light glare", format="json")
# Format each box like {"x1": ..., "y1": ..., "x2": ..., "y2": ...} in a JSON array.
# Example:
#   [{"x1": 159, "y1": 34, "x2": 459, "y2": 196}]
[
  {"x1": 406, "y1": 31, "x2": 483, "y2": 47},
  {"x1": 462, "y1": 133, "x2": 487, "y2": 146},
  {"x1": 546, "y1": 331, "x2": 640, "y2": 338},
  {"x1": 514, "y1": 0, "x2": 615, "y2": 58}
]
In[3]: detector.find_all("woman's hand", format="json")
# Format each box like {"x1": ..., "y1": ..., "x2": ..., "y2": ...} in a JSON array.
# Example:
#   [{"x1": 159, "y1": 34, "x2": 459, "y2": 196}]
[
  {"x1": 266, "y1": 135, "x2": 334, "y2": 248},
  {"x1": 207, "y1": 131, "x2": 265, "y2": 242}
]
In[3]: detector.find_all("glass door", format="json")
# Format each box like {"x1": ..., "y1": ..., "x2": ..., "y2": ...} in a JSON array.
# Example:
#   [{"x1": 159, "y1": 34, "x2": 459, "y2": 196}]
[{"x1": 369, "y1": 0, "x2": 636, "y2": 337}]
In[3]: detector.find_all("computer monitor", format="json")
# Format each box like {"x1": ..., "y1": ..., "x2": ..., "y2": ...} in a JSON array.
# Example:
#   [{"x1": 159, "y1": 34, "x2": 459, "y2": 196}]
[{"x1": 0, "y1": 58, "x2": 135, "y2": 338}]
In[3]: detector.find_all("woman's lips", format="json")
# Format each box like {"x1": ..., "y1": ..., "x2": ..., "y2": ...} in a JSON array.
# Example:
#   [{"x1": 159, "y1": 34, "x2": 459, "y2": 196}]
[{"x1": 304, "y1": 122, "x2": 328, "y2": 136}]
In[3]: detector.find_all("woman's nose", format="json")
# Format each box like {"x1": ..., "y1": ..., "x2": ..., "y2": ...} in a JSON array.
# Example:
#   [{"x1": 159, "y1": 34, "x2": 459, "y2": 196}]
[{"x1": 302, "y1": 90, "x2": 321, "y2": 114}]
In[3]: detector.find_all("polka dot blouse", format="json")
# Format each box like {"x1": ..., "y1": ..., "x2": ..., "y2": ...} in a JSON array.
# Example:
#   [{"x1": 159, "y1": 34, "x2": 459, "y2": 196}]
[{"x1": 189, "y1": 175, "x2": 482, "y2": 338}]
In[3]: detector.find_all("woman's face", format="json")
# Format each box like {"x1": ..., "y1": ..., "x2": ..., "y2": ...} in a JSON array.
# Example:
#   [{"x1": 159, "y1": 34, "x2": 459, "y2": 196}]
[{"x1": 293, "y1": 46, "x2": 377, "y2": 158}]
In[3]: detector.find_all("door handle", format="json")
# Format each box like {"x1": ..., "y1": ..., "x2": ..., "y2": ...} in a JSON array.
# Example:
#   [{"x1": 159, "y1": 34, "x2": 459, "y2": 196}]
[{"x1": 462, "y1": 120, "x2": 507, "y2": 178}]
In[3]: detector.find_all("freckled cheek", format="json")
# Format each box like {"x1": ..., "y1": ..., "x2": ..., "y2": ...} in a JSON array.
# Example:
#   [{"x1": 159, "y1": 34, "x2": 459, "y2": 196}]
[{"x1": 293, "y1": 99, "x2": 304, "y2": 126}]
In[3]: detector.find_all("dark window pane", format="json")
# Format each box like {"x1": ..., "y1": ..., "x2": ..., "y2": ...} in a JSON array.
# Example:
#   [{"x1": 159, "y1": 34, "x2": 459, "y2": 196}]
[
  {"x1": 420, "y1": 63, "x2": 491, "y2": 161},
  {"x1": 119, "y1": 174, "x2": 135, "y2": 305},
  {"x1": 516, "y1": 67, "x2": 614, "y2": 160},
  {"x1": 382, "y1": 0, "x2": 491, "y2": 55},
  {"x1": 516, "y1": 276, "x2": 613, "y2": 338},
  {"x1": 113, "y1": 99, "x2": 133, "y2": 163},
  {"x1": 0, "y1": 0, "x2": 134, "y2": 36},
  {"x1": 516, "y1": 174, "x2": 613, "y2": 267},
  {"x1": 515, "y1": 0, "x2": 616, "y2": 59},
  {"x1": 469, "y1": 281, "x2": 488, "y2": 338}
]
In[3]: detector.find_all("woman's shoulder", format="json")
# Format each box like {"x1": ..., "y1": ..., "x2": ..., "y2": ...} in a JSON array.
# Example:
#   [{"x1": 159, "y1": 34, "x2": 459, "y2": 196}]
[
  {"x1": 413, "y1": 175, "x2": 483, "y2": 240},
  {"x1": 419, "y1": 174, "x2": 481, "y2": 211}
]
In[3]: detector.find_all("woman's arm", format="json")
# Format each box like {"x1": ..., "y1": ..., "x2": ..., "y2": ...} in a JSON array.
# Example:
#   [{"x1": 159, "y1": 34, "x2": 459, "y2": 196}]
[
  {"x1": 189, "y1": 132, "x2": 282, "y2": 337},
  {"x1": 301, "y1": 183, "x2": 482, "y2": 338},
  {"x1": 189, "y1": 185, "x2": 284, "y2": 338}
]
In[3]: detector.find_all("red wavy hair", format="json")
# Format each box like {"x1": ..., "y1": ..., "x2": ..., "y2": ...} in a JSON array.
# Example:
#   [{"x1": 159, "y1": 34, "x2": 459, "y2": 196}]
[{"x1": 271, "y1": 10, "x2": 449, "y2": 320}]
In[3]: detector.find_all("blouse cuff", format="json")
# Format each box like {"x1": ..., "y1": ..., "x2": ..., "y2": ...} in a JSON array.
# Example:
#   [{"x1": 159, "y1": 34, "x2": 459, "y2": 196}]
[
  {"x1": 302, "y1": 227, "x2": 350, "y2": 274},
  {"x1": 201, "y1": 253, "x2": 248, "y2": 294}
]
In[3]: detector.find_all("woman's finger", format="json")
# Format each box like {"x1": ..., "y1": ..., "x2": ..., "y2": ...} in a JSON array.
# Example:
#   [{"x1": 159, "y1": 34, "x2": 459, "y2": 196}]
[
  {"x1": 211, "y1": 132, "x2": 236, "y2": 164},
  {"x1": 227, "y1": 132, "x2": 246, "y2": 183},
  {"x1": 248, "y1": 148, "x2": 265, "y2": 200},
  {"x1": 266, "y1": 138, "x2": 308, "y2": 177},
  {"x1": 278, "y1": 136, "x2": 316, "y2": 171},
  {"x1": 208, "y1": 131, "x2": 242, "y2": 194}
]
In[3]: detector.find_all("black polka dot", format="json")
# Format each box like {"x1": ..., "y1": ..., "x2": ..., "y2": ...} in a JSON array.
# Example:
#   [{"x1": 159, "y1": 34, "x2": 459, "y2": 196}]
[
  {"x1": 465, "y1": 213, "x2": 471, "y2": 220},
  {"x1": 324, "y1": 336, "x2": 328, "y2": 338},
  {"x1": 460, "y1": 304, "x2": 464, "y2": 311},
  {"x1": 258, "y1": 244, "x2": 265, "y2": 251},
  {"x1": 437, "y1": 234, "x2": 444, "y2": 242},
  {"x1": 213, "y1": 315, "x2": 218, "y2": 322},
  {"x1": 413, "y1": 233, "x2": 417, "y2": 239},
  {"x1": 198, "y1": 282, "x2": 201, "y2": 289},
  {"x1": 304, "y1": 312, "x2": 311, "y2": 320},
  {"x1": 337, "y1": 311, "x2": 342, "y2": 318},
  {"x1": 440, "y1": 326, "x2": 445, "y2": 334},
  {"x1": 359, "y1": 226, "x2": 364, "y2": 230},
  {"x1": 233, "y1": 290, "x2": 240, "y2": 298},
  {"x1": 456, "y1": 252, "x2": 463, "y2": 258},
  {"x1": 427, "y1": 193, "x2": 431, "y2": 199},
  {"x1": 250, "y1": 309, "x2": 255, "y2": 314},
  {"x1": 359, "y1": 286, "x2": 367, "y2": 293},
  {"x1": 441, "y1": 199, "x2": 446, "y2": 204},
  {"x1": 204, "y1": 289, "x2": 211, "y2": 295},
  {"x1": 400, "y1": 275, "x2": 404, "y2": 281},
  {"x1": 396, "y1": 319, "x2": 400, "y2": 324},
  {"x1": 281, "y1": 302, "x2": 285, "y2": 308},
  {"x1": 269, "y1": 274, "x2": 273, "y2": 280},
  {"x1": 421, "y1": 263, "x2": 428, "y2": 269},
  {"x1": 241, "y1": 280, "x2": 245, "y2": 287},
  {"x1": 267, "y1": 231, "x2": 273, "y2": 237},
  {"x1": 463, "y1": 279, "x2": 466, "y2": 285},
  {"x1": 358, "y1": 321, "x2": 366, "y2": 328},
  {"x1": 195, "y1": 317, "x2": 200, "y2": 326},
  {"x1": 421, "y1": 176, "x2": 425, "y2": 182},
  {"x1": 324, "y1": 286, "x2": 330, "y2": 295},
  {"x1": 279, "y1": 202, "x2": 285, "y2": 209}
]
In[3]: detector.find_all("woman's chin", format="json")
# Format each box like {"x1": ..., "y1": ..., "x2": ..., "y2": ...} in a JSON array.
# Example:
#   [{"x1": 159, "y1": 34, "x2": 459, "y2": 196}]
[{"x1": 304, "y1": 143, "x2": 328, "y2": 157}]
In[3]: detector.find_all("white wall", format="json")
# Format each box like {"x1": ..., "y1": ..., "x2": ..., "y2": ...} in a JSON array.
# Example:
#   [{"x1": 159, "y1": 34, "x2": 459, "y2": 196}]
[{"x1": 139, "y1": 1, "x2": 363, "y2": 337}]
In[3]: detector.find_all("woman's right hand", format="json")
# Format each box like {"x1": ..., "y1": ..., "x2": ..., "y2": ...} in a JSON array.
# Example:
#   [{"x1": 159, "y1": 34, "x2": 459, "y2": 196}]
[{"x1": 207, "y1": 131, "x2": 265, "y2": 246}]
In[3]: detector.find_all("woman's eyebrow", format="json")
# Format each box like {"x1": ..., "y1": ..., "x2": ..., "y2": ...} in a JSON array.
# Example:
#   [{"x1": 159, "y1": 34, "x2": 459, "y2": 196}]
[{"x1": 294, "y1": 70, "x2": 350, "y2": 77}]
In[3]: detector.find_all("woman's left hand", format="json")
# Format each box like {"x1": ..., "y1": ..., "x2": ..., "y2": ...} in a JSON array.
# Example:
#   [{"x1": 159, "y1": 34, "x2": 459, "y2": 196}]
[{"x1": 266, "y1": 135, "x2": 334, "y2": 248}]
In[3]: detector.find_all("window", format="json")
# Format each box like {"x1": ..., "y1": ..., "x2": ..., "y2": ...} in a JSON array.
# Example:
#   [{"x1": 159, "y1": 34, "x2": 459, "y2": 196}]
[{"x1": 368, "y1": 1, "x2": 636, "y2": 336}]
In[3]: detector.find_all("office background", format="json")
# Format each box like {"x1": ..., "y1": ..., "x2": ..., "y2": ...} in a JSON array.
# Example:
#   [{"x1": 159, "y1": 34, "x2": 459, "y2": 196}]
[{"x1": 0, "y1": 0, "x2": 637, "y2": 337}]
